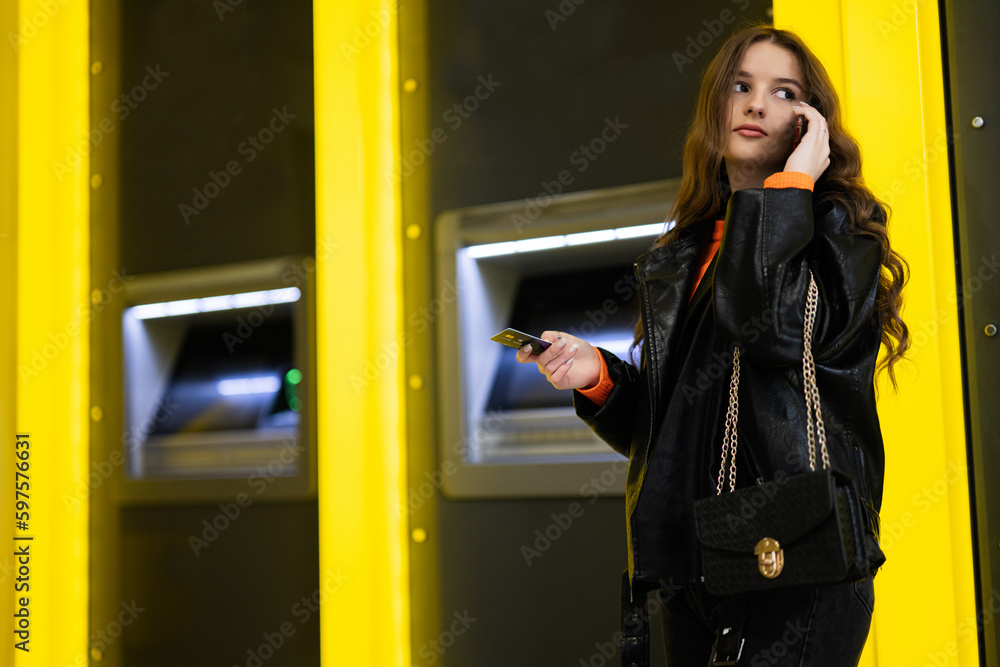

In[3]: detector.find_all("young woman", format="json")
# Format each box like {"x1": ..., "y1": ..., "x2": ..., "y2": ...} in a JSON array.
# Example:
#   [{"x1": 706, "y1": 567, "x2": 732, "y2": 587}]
[{"x1": 516, "y1": 25, "x2": 908, "y2": 666}]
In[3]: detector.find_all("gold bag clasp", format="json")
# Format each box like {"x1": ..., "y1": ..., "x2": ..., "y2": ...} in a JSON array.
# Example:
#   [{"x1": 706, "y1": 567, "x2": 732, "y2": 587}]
[{"x1": 754, "y1": 537, "x2": 784, "y2": 579}]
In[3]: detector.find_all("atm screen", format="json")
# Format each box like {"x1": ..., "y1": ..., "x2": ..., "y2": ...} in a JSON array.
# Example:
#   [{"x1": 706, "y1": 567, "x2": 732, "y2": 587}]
[
  {"x1": 486, "y1": 265, "x2": 636, "y2": 412},
  {"x1": 149, "y1": 315, "x2": 301, "y2": 435}
]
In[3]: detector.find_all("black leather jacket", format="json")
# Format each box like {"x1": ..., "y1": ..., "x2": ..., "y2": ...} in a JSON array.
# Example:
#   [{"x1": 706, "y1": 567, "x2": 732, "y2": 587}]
[{"x1": 574, "y1": 185, "x2": 887, "y2": 590}]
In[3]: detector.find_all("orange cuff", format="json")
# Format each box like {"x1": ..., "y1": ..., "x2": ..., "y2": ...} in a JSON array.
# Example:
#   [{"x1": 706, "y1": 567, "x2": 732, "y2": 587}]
[
  {"x1": 764, "y1": 171, "x2": 815, "y2": 191},
  {"x1": 578, "y1": 352, "x2": 613, "y2": 406}
]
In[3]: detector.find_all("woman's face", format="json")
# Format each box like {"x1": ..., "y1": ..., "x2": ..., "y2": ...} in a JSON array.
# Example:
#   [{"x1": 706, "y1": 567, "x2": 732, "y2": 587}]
[{"x1": 722, "y1": 41, "x2": 806, "y2": 181}]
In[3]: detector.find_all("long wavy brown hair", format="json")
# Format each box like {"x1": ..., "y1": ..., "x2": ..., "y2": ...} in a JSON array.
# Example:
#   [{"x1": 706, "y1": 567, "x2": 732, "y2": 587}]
[{"x1": 636, "y1": 24, "x2": 909, "y2": 388}]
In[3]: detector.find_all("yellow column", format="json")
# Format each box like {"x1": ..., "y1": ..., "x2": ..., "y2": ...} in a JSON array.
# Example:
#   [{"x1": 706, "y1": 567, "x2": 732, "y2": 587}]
[
  {"x1": 775, "y1": 2, "x2": 977, "y2": 666},
  {"x1": 3, "y1": 0, "x2": 91, "y2": 665},
  {"x1": 314, "y1": 2, "x2": 408, "y2": 666},
  {"x1": 0, "y1": 2, "x2": 18, "y2": 662}
]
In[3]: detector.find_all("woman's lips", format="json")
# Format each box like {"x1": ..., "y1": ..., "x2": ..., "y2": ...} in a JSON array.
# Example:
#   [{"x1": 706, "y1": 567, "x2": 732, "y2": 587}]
[{"x1": 736, "y1": 128, "x2": 766, "y2": 137}]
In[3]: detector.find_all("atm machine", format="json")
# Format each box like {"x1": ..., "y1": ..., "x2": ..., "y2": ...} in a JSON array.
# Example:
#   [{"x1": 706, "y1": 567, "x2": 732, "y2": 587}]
[
  {"x1": 435, "y1": 179, "x2": 681, "y2": 497},
  {"x1": 120, "y1": 258, "x2": 314, "y2": 498}
]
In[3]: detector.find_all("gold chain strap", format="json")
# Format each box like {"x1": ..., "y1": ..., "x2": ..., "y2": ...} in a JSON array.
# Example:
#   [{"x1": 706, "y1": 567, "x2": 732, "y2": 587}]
[
  {"x1": 801, "y1": 271, "x2": 829, "y2": 471},
  {"x1": 715, "y1": 269, "x2": 826, "y2": 497},
  {"x1": 715, "y1": 346, "x2": 741, "y2": 494}
]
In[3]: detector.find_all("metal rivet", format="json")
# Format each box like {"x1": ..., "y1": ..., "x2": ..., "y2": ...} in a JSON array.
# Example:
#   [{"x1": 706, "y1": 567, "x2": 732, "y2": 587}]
[
  {"x1": 90, "y1": 289, "x2": 103, "y2": 305},
  {"x1": 403, "y1": 78, "x2": 419, "y2": 93},
  {"x1": 972, "y1": 116, "x2": 985, "y2": 129},
  {"x1": 91, "y1": 174, "x2": 103, "y2": 189},
  {"x1": 90, "y1": 646, "x2": 103, "y2": 661},
  {"x1": 91, "y1": 62, "x2": 103, "y2": 75},
  {"x1": 630, "y1": 637, "x2": 638, "y2": 645},
  {"x1": 630, "y1": 613, "x2": 638, "y2": 621},
  {"x1": 90, "y1": 406, "x2": 103, "y2": 422},
  {"x1": 986, "y1": 324, "x2": 997, "y2": 337},
  {"x1": 412, "y1": 528, "x2": 427, "y2": 543},
  {"x1": 405, "y1": 224, "x2": 422, "y2": 240},
  {"x1": 408, "y1": 374, "x2": 423, "y2": 390}
]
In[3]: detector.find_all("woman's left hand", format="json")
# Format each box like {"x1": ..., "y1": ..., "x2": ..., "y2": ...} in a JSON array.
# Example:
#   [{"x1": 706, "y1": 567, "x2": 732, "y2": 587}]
[{"x1": 783, "y1": 101, "x2": 831, "y2": 182}]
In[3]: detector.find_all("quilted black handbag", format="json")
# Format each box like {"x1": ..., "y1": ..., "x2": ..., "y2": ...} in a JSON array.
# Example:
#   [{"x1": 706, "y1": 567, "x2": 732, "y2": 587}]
[{"x1": 693, "y1": 270, "x2": 869, "y2": 597}]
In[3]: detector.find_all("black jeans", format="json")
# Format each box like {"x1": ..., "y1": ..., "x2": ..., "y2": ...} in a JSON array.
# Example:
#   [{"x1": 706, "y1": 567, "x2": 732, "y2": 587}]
[{"x1": 659, "y1": 576, "x2": 875, "y2": 666}]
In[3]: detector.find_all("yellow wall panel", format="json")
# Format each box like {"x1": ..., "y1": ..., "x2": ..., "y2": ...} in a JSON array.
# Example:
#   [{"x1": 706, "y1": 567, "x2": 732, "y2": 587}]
[
  {"x1": 3, "y1": 0, "x2": 91, "y2": 665},
  {"x1": 0, "y1": 0, "x2": 19, "y2": 663},
  {"x1": 775, "y1": 1, "x2": 977, "y2": 665},
  {"x1": 313, "y1": 2, "x2": 409, "y2": 665}
]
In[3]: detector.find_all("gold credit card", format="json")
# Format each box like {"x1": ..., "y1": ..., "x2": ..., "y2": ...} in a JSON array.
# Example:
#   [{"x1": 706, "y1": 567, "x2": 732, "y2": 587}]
[{"x1": 490, "y1": 328, "x2": 552, "y2": 355}]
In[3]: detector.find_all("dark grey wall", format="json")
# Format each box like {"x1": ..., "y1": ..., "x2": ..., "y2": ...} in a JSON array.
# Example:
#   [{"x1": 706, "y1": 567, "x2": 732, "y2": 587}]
[
  {"x1": 118, "y1": 0, "x2": 315, "y2": 275},
  {"x1": 425, "y1": 0, "x2": 773, "y2": 214},
  {"x1": 119, "y1": 504, "x2": 320, "y2": 667}
]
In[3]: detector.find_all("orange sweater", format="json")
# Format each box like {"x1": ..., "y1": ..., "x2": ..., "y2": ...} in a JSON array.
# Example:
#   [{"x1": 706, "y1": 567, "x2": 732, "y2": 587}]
[{"x1": 579, "y1": 171, "x2": 815, "y2": 406}]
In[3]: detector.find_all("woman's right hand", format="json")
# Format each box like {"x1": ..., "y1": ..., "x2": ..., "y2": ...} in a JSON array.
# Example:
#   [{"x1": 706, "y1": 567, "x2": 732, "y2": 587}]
[
  {"x1": 514, "y1": 330, "x2": 601, "y2": 391},
  {"x1": 784, "y1": 101, "x2": 831, "y2": 182}
]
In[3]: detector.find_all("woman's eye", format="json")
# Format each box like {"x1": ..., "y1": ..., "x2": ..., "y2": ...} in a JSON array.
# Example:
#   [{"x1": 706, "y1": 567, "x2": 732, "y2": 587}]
[
  {"x1": 775, "y1": 88, "x2": 796, "y2": 101},
  {"x1": 733, "y1": 82, "x2": 749, "y2": 93}
]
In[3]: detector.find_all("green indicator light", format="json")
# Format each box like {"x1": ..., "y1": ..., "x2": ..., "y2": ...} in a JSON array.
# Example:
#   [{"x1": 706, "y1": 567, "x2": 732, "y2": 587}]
[
  {"x1": 289, "y1": 397, "x2": 302, "y2": 412},
  {"x1": 286, "y1": 369, "x2": 302, "y2": 385}
]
